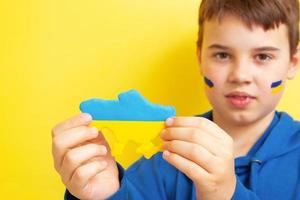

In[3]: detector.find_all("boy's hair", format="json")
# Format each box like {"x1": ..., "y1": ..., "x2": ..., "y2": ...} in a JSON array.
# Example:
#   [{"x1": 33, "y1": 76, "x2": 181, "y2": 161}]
[{"x1": 197, "y1": 0, "x2": 300, "y2": 56}]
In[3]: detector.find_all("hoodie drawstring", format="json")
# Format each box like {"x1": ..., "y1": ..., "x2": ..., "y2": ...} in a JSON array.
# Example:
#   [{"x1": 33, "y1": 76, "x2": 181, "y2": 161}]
[{"x1": 249, "y1": 158, "x2": 263, "y2": 193}]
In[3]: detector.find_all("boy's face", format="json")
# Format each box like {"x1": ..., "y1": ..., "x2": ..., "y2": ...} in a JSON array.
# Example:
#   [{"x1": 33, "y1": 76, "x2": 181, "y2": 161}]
[{"x1": 197, "y1": 15, "x2": 299, "y2": 126}]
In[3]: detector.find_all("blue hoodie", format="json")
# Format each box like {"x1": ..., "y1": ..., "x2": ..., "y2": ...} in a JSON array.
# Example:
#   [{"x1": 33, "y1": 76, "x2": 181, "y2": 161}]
[{"x1": 65, "y1": 110, "x2": 300, "y2": 199}]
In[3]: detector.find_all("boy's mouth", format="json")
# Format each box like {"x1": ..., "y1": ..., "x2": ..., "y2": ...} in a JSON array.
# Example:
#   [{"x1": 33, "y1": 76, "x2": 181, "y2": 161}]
[{"x1": 225, "y1": 91, "x2": 256, "y2": 108}]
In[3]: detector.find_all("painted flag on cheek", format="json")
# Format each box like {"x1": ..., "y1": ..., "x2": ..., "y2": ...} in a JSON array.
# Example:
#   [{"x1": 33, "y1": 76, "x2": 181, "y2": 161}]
[
  {"x1": 271, "y1": 80, "x2": 283, "y2": 94},
  {"x1": 204, "y1": 76, "x2": 214, "y2": 91}
]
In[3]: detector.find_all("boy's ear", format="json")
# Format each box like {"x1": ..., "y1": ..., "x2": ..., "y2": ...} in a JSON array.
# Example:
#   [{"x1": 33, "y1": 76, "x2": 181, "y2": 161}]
[
  {"x1": 196, "y1": 47, "x2": 204, "y2": 76},
  {"x1": 287, "y1": 43, "x2": 300, "y2": 80}
]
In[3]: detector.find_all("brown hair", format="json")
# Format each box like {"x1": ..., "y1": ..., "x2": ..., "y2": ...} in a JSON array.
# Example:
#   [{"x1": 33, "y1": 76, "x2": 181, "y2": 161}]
[{"x1": 197, "y1": 0, "x2": 300, "y2": 56}]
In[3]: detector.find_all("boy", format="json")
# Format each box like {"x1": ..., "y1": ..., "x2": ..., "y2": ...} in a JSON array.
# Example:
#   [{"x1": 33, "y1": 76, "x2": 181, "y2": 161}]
[{"x1": 52, "y1": 0, "x2": 300, "y2": 199}]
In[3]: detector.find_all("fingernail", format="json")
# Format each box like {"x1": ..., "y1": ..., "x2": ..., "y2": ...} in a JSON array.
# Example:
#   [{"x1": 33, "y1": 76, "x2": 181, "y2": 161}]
[
  {"x1": 160, "y1": 129, "x2": 167, "y2": 138},
  {"x1": 83, "y1": 113, "x2": 92, "y2": 121},
  {"x1": 166, "y1": 118, "x2": 173, "y2": 126},
  {"x1": 163, "y1": 150, "x2": 170, "y2": 157},
  {"x1": 90, "y1": 127, "x2": 98, "y2": 136},
  {"x1": 161, "y1": 142, "x2": 166, "y2": 149}
]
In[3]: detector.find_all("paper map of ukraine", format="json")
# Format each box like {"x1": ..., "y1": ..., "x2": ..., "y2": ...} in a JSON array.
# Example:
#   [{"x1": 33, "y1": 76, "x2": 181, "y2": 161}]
[{"x1": 80, "y1": 89, "x2": 176, "y2": 159}]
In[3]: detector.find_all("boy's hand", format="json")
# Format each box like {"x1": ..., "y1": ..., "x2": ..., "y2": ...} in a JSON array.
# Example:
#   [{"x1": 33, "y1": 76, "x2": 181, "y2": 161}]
[
  {"x1": 161, "y1": 117, "x2": 236, "y2": 200},
  {"x1": 51, "y1": 113, "x2": 120, "y2": 200}
]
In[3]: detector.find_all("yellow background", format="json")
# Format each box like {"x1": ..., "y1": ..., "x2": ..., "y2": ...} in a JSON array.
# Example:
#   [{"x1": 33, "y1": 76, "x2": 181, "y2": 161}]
[{"x1": 1, "y1": 0, "x2": 299, "y2": 199}]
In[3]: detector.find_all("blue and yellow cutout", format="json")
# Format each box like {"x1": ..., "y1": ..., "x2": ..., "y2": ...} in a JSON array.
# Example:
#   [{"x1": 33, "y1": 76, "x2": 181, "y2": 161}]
[
  {"x1": 80, "y1": 89, "x2": 176, "y2": 159},
  {"x1": 271, "y1": 80, "x2": 283, "y2": 94},
  {"x1": 204, "y1": 76, "x2": 214, "y2": 91}
]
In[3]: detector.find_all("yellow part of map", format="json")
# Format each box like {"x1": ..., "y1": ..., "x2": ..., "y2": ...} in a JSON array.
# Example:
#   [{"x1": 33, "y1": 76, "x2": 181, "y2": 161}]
[{"x1": 90, "y1": 120, "x2": 165, "y2": 159}]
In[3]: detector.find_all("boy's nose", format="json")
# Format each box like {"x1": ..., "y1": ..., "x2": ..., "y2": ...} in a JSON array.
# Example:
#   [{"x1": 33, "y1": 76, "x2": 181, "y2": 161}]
[{"x1": 227, "y1": 60, "x2": 253, "y2": 85}]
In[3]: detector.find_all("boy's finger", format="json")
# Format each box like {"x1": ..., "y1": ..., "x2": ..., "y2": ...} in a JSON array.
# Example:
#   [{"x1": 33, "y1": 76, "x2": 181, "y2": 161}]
[
  {"x1": 52, "y1": 113, "x2": 92, "y2": 137},
  {"x1": 161, "y1": 127, "x2": 225, "y2": 156},
  {"x1": 165, "y1": 117, "x2": 225, "y2": 139},
  {"x1": 70, "y1": 160, "x2": 108, "y2": 190},
  {"x1": 60, "y1": 143, "x2": 107, "y2": 183},
  {"x1": 162, "y1": 150, "x2": 210, "y2": 185},
  {"x1": 162, "y1": 140, "x2": 216, "y2": 172},
  {"x1": 166, "y1": 116, "x2": 212, "y2": 127},
  {"x1": 52, "y1": 126, "x2": 99, "y2": 170}
]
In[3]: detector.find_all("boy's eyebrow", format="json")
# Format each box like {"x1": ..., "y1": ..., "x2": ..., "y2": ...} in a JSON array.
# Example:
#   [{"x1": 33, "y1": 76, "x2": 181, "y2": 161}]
[
  {"x1": 253, "y1": 46, "x2": 280, "y2": 52},
  {"x1": 207, "y1": 44, "x2": 231, "y2": 50},
  {"x1": 207, "y1": 44, "x2": 280, "y2": 52}
]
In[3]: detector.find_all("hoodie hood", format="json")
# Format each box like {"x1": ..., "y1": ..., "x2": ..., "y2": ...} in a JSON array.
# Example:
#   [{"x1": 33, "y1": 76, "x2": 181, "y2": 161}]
[{"x1": 254, "y1": 112, "x2": 300, "y2": 162}]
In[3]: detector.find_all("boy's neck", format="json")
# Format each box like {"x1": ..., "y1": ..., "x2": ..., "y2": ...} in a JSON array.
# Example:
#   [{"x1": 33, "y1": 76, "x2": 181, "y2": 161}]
[{"x1": 213, "y1": 110, "x2": 276, "y2": 158}]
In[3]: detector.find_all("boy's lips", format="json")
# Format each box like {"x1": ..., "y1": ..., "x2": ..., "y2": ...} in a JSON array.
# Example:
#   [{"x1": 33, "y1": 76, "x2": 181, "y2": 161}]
[
  {"x1": 225, "y1": 91, "x2": 256, "y2": 99},
  {"x1": 225, "y1": 91, "x2": 256, "y2": 108}
]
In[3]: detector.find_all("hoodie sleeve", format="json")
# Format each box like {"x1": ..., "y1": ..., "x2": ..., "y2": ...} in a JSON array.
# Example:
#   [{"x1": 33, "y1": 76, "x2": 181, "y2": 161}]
[
  {"x1": 231, "y1": 177, "x2": 260, "y2": 200},
  {"x1": 64, "y1": 189, "x2": 79, "y2": 200}
]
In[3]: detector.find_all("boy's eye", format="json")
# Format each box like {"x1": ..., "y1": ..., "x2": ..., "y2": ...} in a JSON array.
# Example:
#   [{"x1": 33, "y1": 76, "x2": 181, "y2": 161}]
[
  {"x1": 214, "y1": 52, "x2": 230, "y2": 60},
  {"x1": 255, "y1": 54, "x2": 272, "y2": 62}
]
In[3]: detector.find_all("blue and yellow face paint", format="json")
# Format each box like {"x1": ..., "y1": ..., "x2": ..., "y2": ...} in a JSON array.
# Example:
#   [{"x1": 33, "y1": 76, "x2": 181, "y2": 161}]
[
  {"x1": 271, "y1": 80, "x2": 283, "y2": 94},
  {"x1": 204, "y1": 76, "x2": 214, "y2": 91}
]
